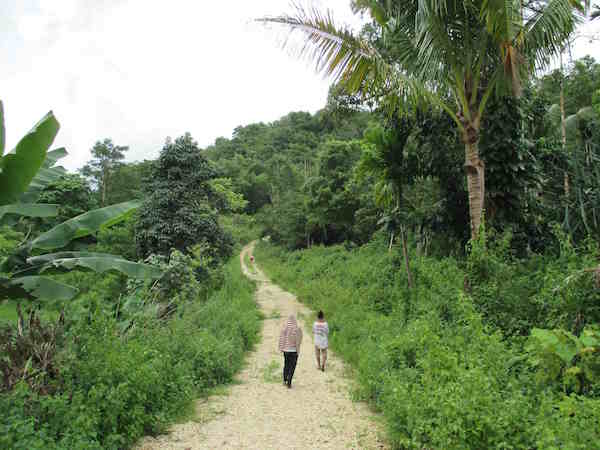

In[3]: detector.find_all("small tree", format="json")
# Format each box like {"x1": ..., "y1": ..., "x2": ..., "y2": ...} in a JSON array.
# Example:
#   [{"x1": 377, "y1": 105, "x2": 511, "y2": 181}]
[
  {"x1": 135, "y1": 133, "x2": 233, "y2": 261},
  {"x1": 80, "y1": 138, "x2": 128, "y2": 206}
]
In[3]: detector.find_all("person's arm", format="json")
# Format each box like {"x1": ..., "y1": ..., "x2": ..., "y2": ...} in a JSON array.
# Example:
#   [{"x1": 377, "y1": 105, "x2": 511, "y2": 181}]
[{"x1": 278, "y1": 327, "x2": 285, "y2": 352}]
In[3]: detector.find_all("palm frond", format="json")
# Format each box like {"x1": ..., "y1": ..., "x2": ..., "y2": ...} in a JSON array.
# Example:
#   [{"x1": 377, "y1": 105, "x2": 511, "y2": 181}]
[
  {"x1": 258, "y1": 5, "x2": 380, "y2": 91},
  {"x1": 257, "y1": 4, "x2": 438, "y2": 113},
  {"x1": 524, "y1": 0, "x2": 583, "y2": 70}
]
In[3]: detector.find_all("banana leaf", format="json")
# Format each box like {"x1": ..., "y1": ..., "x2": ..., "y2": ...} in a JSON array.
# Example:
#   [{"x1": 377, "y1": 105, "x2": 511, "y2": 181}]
[
  {"x1": 31, "y1": 200, "x2": 141, "y2": 250},
  {"x1": 19, "y1": 148, "x2": 68, "y2": 203},
  {"x1": 0, "y1": 110, "x2": 60, "y2": 205},
  {"x1": 27, "y1": 251, "x2": 122, "y2": 264},
  {"x1": 42, "y1": 147, "x2": 67, "y2": 168},
  {"x1": 19, "y1": 165, "x2": 67, "y2": 203},
  {"x1": 1, "y1": 275, "x2": 79, "y2": 301},
  {"x1": 0, "y1": 203, "x2": 59, "y2": 222},
  {"x1": 22, "y1": 252, "x2": 162, "y2": 280}
]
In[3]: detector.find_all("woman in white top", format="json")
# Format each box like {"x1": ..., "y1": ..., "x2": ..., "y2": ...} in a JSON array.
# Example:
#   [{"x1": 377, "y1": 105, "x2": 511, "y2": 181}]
[{"x1": 313, "y1": 310, "x2": 329, "y2": 372}]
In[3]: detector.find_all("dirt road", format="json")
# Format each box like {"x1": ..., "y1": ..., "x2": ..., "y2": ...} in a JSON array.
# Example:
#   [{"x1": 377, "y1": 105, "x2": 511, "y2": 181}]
[{"x1": 136, "y1": 242, "x2": 387, "y2": 450}]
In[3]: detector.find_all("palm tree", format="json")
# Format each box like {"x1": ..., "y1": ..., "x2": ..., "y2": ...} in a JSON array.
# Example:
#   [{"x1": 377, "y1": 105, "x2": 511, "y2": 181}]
[{"x1": 259, "y1": 0, "x2": 586, "y2": 239}]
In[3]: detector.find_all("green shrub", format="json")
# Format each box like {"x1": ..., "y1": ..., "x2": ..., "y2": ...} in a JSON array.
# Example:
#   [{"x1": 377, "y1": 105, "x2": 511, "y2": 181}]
[
  {"x1": 467, "y1": 225, "x2": 600, "y2": 337},
  {"x1": 255, "y1": 239, "x2": 600, "y2": 449},
  {"x1": 0, "y1": 257, "x2": 260, "y2": 449}
]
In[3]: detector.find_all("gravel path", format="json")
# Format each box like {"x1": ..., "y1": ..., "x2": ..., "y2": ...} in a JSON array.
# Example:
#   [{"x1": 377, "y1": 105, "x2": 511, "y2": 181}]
[{"x1": 136, "y1": 242, "x2": 388, "y2": 450}]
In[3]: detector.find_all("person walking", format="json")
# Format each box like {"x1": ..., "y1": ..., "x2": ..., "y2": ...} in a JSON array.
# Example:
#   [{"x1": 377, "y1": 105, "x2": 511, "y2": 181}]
[
  {"x1": 313, "y1": 310, "x2": 329, "y2": 372},
  {"x1": 278, "y1": 314, "x2": 302, "y2": 389}
]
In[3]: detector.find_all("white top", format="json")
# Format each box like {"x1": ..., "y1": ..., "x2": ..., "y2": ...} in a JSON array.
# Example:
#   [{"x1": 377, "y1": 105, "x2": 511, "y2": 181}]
[{"x1": 313, "y1": 321, "x2": 329, "y2": 349}]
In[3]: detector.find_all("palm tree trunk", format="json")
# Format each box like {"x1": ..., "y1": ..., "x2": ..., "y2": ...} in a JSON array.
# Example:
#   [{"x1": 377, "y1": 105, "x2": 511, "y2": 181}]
[{"x1": 464, "y1": 135, "x2": 485, "y2": 240}]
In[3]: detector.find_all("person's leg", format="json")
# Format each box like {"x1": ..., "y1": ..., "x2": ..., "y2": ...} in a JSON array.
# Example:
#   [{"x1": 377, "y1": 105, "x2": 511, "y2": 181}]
[
  {"x1": 287, "y1": 352, "x2": 299, "y2": 387},
  {"x1": 315, "y1": 346, "x2": 321, "y2": 369},
  {"x1": 321, "y1": 349, "x2": 327, "y2": 371},
  {"x1": 283, "y1": 352, "x2": 289, "y2": 384}
]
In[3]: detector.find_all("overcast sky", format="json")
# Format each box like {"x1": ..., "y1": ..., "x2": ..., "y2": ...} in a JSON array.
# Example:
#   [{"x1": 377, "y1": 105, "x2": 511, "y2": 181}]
[{"x1": 2, "y1": 1, "x2": 599, "y2": 172}]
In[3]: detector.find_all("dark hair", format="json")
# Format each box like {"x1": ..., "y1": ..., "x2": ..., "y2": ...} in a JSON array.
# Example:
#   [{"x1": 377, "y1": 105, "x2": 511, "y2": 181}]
[{"x1": 317, "y1": 310, "x2": 324, "y2": 319}]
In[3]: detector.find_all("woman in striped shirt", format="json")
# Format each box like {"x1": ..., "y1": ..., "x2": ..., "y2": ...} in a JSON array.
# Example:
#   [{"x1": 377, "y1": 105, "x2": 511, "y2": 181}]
[
  {"x1": 313, "y1": 310, "x2": 329, "y2": 372},
  {"x1": 278, "y1": 314, "x2": 303, "y2": 388}
]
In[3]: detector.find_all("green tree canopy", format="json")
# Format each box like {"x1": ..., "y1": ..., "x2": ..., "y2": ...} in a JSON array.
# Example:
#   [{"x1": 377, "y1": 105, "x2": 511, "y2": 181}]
[{"x1": 135, "y1": 133, "x2": 233, "y2": 261}]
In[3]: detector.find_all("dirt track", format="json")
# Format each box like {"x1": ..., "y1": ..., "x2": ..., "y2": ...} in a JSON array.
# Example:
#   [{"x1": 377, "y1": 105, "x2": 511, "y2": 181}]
[{"x1": 136, "y1": 241, "x2": 387, "y2": 450}]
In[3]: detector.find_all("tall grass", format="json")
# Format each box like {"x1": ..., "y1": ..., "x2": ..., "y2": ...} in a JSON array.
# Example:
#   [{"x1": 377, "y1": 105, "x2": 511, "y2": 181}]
[{"x1": 254, "y1": 236, "x2": 600, "y2": 449}]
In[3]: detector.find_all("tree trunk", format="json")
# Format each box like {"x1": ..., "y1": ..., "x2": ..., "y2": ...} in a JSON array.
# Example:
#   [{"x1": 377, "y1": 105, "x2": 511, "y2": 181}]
[
  {"x1": 560, "y1": 64, "x2": 570, "y2": 199},
  {"x1": 464, "y1": 136, "x2": 485, "y2": 240},
  {"x1": 400, "y1": 226, "x2": 413, "y2": 289},
  {"x1": 101, "y1": 166, "x2": 109, "y2": 207},
  {"x1": 388, "y1": 230, "x2": 394, "y2": 252}
]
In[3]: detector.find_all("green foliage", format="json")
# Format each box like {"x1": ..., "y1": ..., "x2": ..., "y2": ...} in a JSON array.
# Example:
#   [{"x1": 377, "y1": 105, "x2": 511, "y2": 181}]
[
  {"x1": 0, "y1": 111, "x2": 65, "y2": 228},
  {"x1": 0, "y1": 226, "x2": 24, "y2": 258},
  {"x1": 130, "y1": 244, "x2": 224, "y2": 309},
  {"x1": 1, "y1": 201, "x2": 160, "y2": 302},
  {"x1": 0, "y1": 204, "x2": 59, "y2": 223},
  {"x1": 466, "y1": 224, "x2": 600, "y2": 337},
  {"x1": 479, "y1": 97, "x2": 540, "y2": 237},
  {"x1": 0, "y1": 106, "x2": 60, "y2": 205},
  {"x1": 33, "y1": 174, "x2": 97, "y2": 230},
  {"x1": 255, "y1": 239, "x2": 600, "y2": 449},
  {"x1": 209, "y1": 178, "x2": 248, "y2": 213},
  {"x1": 0, "y1": 257, "x2": 260, "y2": 450},
  {"x1": 304, "y1": 140, "x2": 363, "y2": 244},
  {"x1": 136, "y1": 133, "x2": 233, "y2": 261},
  {"x1": 206, "y1": 109, "x2": 371, "y2": 219},
  {"x1": 30, "y1": 200, "x2": 140, "y2": 251},
  {"x1": 219, "y1": 214, "x2": 262, "y2": 247},
  {"x1": 95, "y1": 216, "x2": 137, "y2": 261},
  {"x1": 103, "y1": 161, "x2": 152, "y2": 205},
  {"x1": 0, "y1": 107, "x2": 158, "y2": 304},
  {"x1": 526, "y1": 326, "x2": 600, "y2": 394}
]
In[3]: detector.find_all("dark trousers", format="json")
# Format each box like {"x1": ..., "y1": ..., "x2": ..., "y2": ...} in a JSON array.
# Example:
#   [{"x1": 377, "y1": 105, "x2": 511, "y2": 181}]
[{"x1": 283, "y1": 351, "x2": 298, "y2": 386}]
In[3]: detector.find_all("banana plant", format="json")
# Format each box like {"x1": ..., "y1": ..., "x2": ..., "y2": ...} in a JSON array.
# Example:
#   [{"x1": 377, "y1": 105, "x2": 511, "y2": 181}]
[
  {"x1": 0, "y1": 101, "x2": 64, "y2": 222},
  {"x1": 0, "y1": 101, "x2": 162, "y2": 301}
]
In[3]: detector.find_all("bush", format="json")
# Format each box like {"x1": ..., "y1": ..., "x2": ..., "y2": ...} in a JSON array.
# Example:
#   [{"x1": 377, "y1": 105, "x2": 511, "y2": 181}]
[
  {"x1": 467, "y1": 225, "x2": 600, "y2": 337},
  {"x1": 255, "y1": 238, "x2": 600, "y2": 449},
  {"x1": 0, "y1": 257, "x2": 260, "y2": 450}
]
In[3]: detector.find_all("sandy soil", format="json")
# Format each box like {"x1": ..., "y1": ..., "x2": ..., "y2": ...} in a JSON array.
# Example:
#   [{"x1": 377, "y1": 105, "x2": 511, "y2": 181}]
[{"x1": 136, "y1": 242, "x2": 388, "y2": 450}]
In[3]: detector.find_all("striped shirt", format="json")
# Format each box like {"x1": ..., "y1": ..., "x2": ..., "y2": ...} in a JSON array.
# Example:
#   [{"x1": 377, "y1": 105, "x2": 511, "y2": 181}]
[
  {"x1": 279, "y1": 316, "x2": 303, "y2": 353},
  {"x1": 313, "y1": 321, "x2": 329, "y2": 349}
]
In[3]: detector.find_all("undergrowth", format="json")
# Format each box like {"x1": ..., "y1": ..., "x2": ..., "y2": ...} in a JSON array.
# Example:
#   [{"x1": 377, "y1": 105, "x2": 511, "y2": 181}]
[
  {"x1": 0, "y1": 257, "x2": 260, "y2": 450},
  {"x1": 254, "y1": 234, "x2": 600, "y2": 449}
]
